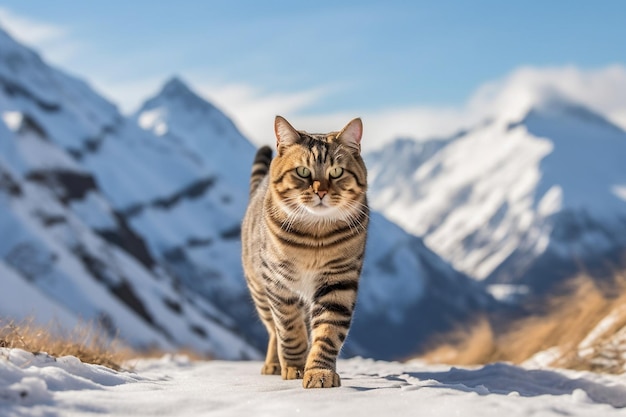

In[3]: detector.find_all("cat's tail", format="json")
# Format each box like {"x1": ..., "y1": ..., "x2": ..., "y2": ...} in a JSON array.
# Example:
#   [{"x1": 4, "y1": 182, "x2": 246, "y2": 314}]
[{"x1": 249, "y1": 145, "x2": 273, "y2": 197}]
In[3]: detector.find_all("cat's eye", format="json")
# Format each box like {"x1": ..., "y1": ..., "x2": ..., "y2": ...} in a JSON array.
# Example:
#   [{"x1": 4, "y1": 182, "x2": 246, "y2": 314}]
[
  {"x1": 329, "y1": 167, "x2": 344, "y2": 179},
  {"x1": 296, "y1": 166, "x2": 311, "y2": 178}
]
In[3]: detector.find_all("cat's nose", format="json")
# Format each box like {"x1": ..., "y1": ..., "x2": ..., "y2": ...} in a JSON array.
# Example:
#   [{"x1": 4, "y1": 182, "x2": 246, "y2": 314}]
[{"x1": 312, "y1": 180, "x2": 328, "y2": 199}]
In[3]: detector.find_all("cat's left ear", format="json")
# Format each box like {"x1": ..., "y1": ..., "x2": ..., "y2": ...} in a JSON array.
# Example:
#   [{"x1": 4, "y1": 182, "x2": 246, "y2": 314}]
[
  {"x1": 275, "y1": 116, "x2": 300, "y2": 154},
  {"x1": 337, "y1": 118, "x2": 363, "y2": 154}
]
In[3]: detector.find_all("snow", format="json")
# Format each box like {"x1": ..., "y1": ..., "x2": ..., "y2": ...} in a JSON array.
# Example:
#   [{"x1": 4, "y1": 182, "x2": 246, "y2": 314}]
[
  {"x1": 0, "y1": 261, "x2": 79, "y2": 328},
  {"x1": 579, "y1": 304, "x2": 626, "y2": 352},
  {"x1": 613, "y1": 185, "x2": 626, "y2": 202},
  {"x1": 69, "y1": 191, "x2": 117, "y2": 230},
  {"x1": 15, "y1": 129, "x2": 82, "y2": 172},
  {"x1": 486, "y1": 284, "x2": 529, "y2": 303},
  {"x1": 79, "y1": 121, "x2": 205, "y2": 209},
  {"x1": 2, "y1": 349, "x2": 626, "y2": 416},
  {"x1": 1, "y1": 111, "x2": 22, "y2": 130}
]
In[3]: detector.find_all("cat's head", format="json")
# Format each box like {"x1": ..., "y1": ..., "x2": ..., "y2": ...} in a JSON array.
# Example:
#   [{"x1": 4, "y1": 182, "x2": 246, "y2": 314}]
[{"x1": 269, "y1": 116, "x2": 367, "y2": 224}]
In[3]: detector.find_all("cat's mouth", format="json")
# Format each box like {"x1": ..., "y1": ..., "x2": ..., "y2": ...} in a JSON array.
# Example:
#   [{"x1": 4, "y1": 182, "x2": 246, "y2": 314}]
[{"x1": 305, "y1": 200, "x2": 336, "y2": 215}]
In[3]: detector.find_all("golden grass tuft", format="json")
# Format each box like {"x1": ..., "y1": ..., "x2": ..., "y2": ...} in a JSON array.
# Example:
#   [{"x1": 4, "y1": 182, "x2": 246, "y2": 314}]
[
  {"x1": 0, "y1": 318, "x2": 213, "y2": 370},
  {"x1": 0, "y1": 318, "x2": 134, "y2": 371},
  {"x1": 420, "y1": 270, "x2": 626, "y2": 373}
]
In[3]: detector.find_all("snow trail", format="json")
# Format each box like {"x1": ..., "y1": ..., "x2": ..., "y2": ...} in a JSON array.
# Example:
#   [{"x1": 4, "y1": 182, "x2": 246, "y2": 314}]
[{"x1": 2, "y1": 349, "x2": 626, "y2": 416}]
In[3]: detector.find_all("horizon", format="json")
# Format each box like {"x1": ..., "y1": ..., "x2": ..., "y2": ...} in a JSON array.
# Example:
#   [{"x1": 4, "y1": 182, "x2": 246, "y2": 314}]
[{"x1": 1, "y1": 2, "x2": 626, "y2": 150}]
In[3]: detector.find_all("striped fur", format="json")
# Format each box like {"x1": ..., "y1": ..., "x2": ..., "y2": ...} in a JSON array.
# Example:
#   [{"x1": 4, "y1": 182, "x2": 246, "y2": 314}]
[{"x1": 242, "y1": 116, "x2": 368, "y2": 388}]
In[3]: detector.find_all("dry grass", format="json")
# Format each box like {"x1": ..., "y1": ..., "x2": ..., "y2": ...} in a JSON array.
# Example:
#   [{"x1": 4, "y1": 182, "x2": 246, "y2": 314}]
[
  {"x1": 0, "y1": 318, "x2": 212, "y2": 370},
  {"x1": 0, "y1": 318, "x2": 134, "y2": 371},
  {"x1": 421, "y1": 271, "x2": 626, "y2": 373}
]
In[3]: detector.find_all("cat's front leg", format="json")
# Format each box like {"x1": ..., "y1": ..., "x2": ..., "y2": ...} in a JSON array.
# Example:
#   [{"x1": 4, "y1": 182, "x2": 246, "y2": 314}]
[
  {"x1": 303, "y1": 285, "x2": 357, "y2": 388},
  {"x1": 261, "y1": 331, "x2": 281, "y2": 375},
  {"x1": 267, "y1": 288, "x2": 309, "y2": 380}
]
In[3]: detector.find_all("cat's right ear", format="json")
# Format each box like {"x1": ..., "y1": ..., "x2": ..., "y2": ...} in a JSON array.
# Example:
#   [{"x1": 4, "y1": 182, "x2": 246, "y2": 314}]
[{"x1": 275, "y1": 116, "x2": 300, "y2": 155}]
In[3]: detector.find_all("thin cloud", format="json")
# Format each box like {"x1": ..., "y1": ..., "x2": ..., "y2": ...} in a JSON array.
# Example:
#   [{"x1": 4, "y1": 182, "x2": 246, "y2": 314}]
[
  {"x1": 193, "y1": 81, "x2": 333, "y2": 145},
  {"x1": 0, "y1": 7, "x2": 81, "y2": 65},
  {"x1": 468, "y1": 65, "x2": 626, "y2": 130},
  {"x1": 285, "y1": 65, "x2": 626, "y2": 152},
  {"x1": 0, "y1": 7, "x2": 66, "y2": 44}
]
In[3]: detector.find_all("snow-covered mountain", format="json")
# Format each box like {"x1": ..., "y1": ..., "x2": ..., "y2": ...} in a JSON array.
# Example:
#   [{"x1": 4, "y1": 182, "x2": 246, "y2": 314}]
[
  {"x1": 367, "y1": 96, "x2": 626, "y2": 298},
  {"x1": 135, "y1": 76, "x2": 255, "y2": 183},
  {"x1": 0, "y1": 27, "x2": 259, "y2": 359},
  {"x1": 0, "y1": 26, "x2": 491, "y2": 360}
]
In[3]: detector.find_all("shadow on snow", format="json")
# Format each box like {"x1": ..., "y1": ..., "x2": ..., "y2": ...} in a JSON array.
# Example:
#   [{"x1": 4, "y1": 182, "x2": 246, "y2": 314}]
[{"x1": 345, "y1": 362, "x2": 626, "y2": 408}]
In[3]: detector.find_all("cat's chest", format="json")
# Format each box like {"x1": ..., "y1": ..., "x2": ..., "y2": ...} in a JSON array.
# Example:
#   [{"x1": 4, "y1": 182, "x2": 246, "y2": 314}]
[
  {"x1": 288, "y1": 267, "x2": 320, "y2": 301},
  {"x1": 271, "y1": 245, "x2": 330, "y2": 301}
]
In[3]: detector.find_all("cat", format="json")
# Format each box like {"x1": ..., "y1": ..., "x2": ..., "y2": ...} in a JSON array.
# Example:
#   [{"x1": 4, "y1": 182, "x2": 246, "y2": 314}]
[{"x1": 241, "y1": 116, "x2": 369, "y2": 388}]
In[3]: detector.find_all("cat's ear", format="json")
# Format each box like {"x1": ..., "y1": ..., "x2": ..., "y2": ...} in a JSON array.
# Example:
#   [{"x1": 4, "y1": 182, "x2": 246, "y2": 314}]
[
  {"x1": 275, "y1": 116, "x2": 300, "y2": 154},
  {"x1": 337, "y1": 118, "x2": 363, "y2": 154}
]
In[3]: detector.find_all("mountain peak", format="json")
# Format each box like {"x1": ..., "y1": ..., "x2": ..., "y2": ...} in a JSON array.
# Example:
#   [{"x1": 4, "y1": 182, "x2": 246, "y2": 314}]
[
  {"x1": 161, "y1": 76, "x2": 192, "y2": 95},
  {"x1": 134, "y1": 75, "x2": 254, "y2": 169},
  {"x1": 156, "y1": 76, "x2": 205, "y2": 103},
  {"x1": 520, "y1": 95, "x2": 626, "y2": 136}
]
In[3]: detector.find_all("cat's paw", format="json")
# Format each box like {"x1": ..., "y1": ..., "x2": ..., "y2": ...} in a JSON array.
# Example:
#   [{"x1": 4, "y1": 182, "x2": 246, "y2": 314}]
[
  {"x1": 261, "y1": 363, "x2": 281, "y2": 375},
  {"x1": 302, "y1": 369, "x2": 341, "y2": 388},
  {"x1": 281, "y1": 366, "x2": 304, "y2": 380}
]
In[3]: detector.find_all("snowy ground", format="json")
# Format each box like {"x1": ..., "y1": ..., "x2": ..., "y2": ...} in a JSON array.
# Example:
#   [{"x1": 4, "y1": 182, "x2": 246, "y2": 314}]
[{"x1": 2, "y1": 348, "x2": 626, "y2": 416}]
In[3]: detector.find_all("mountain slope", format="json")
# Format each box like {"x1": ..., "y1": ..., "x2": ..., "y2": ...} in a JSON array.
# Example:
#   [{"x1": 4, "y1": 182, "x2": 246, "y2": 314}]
[
  {"x1": 367, "y1": 96, "x2": 626, "y2": 298},
  {"x1": 0, "y1": 27, "x2": 258, "y2": 359}
]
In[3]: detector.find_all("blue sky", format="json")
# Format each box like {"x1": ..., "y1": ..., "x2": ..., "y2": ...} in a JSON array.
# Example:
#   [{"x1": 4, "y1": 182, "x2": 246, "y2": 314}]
[{"x1": 1, "y1": 1, "x2": 626, "y2": 148}]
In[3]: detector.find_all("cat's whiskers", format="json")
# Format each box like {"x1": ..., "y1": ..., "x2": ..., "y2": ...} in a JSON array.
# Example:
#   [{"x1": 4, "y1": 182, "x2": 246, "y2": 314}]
[
  {"x1": 341, "y1": 198, "x2": 368, "y2": 218},
  {"x1": 338, "y1": 200, "x2": 369, "y2": 233},
  {"x1": 285, "y1": 201, "x2": 310, "y2": 232},
  {"x1": 274, "y1": 196, "x2": 303, "y2": 231}
]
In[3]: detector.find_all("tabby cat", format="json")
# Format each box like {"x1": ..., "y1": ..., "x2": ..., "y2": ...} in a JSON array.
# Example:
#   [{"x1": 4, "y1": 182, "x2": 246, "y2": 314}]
[{"x1": 241, "y1": 116, "x2": 369, "y2": 388}]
